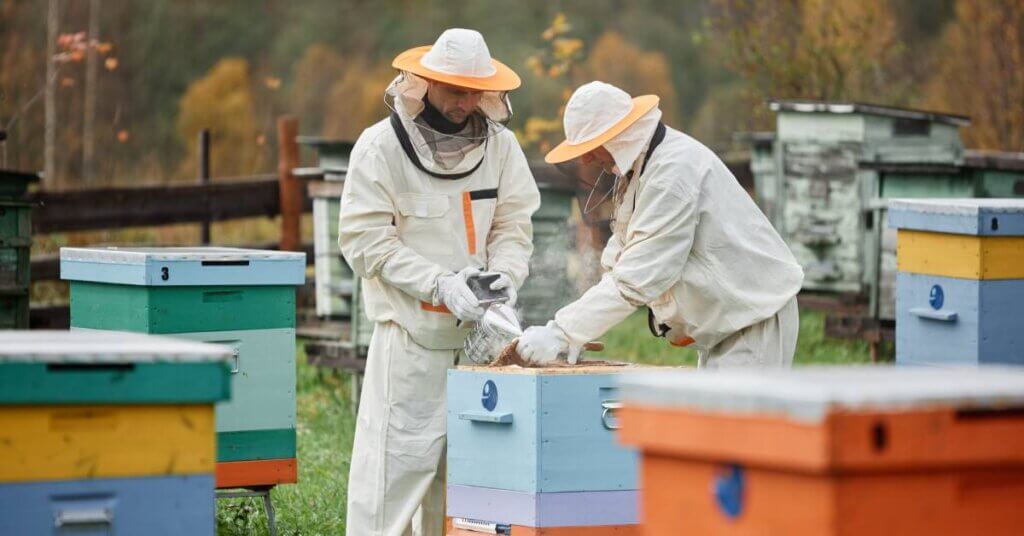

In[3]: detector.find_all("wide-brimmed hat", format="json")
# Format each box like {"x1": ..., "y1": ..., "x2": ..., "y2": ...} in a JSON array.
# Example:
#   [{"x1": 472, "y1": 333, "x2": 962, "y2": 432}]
[
  {"x1": 546, "y1": 82, "x2": 659, "y2": 164},
  {"x1": 392, "y1": 28, "x2": 520, "y2": 92}
]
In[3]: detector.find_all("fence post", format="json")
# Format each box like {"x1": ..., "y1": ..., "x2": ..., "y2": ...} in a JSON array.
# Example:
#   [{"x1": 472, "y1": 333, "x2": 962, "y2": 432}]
[
  {"x1": 198, "y1": 129, "x2": 211, "y2": 245},
  {"x1": 277, "y1": 116, "x2": 301, "y2": 252}
]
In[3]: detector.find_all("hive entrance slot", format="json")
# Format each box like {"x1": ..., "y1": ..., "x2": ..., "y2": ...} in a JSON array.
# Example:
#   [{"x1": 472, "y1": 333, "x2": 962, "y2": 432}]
[
  {"x1": 201, "y1": 260, "x2": 250, "y2": 266},
  {"x1": 871, "y1": 422, "x2": 888, "y2": 453},
  {"x1": 46, "y1": 363, "x2": 136, "y2": 373},
  {"x1": 955, "y1": 407, "x2": 1024, "y2": 421}
]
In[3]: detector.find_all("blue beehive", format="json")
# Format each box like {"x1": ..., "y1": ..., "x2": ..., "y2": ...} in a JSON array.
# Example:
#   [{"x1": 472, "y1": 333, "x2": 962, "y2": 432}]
[
  {"x1": 446, "y1": 365, "x2": 642, "y2": 531},
  {"x1": 890, "y1": 199, "x2": 1024, "y2": 365}
]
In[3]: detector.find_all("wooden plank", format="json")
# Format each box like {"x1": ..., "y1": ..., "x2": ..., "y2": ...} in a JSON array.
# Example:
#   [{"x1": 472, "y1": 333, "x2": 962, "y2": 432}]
[
  {"x1": 29, "y1": 305, "x2": 68, "y2": 329},
  {"x1": 277, "y1": 117, "x2": 302, "y2": 252},
  {"x1": 0, "y1": 404, "x2": 216, "y2": 482},
  {"x1": 217, "y1": 429, "x2": 296, "y2": 462},
  {"x1": 215, "y1": 457, "x2": 297, "y2": 489},
  {"x1": 0, "y1": 362, "x2": 230, "y2": 404},
  {"x1": 29, "y1": 176, "x2": 316, "y2": 233},
  {"x1": 70, "y1": 283, "x2": 295, "y2": 333}
]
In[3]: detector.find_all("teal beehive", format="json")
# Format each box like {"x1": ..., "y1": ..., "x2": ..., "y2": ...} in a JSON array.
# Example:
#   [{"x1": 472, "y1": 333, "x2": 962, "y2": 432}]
[{"x1": 60, "y1": 246, "x2": 305, "y2": 478}]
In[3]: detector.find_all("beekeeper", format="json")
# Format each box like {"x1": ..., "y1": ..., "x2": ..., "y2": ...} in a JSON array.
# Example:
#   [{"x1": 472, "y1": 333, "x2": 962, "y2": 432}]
[
  {"x1": 339, "y1": 29, "x2": 540, "y2": 536},
  {"x1": 518, "y1": 81, "x2": 803, "y2": 368}
]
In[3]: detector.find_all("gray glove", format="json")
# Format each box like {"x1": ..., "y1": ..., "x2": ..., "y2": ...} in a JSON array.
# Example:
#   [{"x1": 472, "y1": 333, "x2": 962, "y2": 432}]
[{"x1": 435, "y1": 267, "x2": 485, "y2": 322}]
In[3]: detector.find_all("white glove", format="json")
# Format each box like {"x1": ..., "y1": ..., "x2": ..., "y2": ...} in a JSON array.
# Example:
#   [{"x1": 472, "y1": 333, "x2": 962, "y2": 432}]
[
  {"x1": 517, "y1": 321, "x2": 571, "y2": 364},
  {"x1": 435, "y1": 267, "x2": 485, "y2": 322},
  {"x1": 487, "y1": 272, "x2": 517, "y2": 306}
]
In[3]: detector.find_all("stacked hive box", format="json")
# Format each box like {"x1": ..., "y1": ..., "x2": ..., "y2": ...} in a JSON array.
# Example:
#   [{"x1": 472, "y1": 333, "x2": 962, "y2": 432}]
[
  {"x1": 0, "y1": 331, "x2": 232, "y2": 535},
  {"x1": 446, "y1": 366, "x2": 641, "y2": 535},
  {"x1": 60, "y1": 246, "x2": 306, "y2": 488},
  {"x1": 766, "y1": 101, "x2": 969, "y2": 294},
  {"x1": 888, "y1": 199, "x2": 1024, "y2": 365},
  {"x1": 618, "y1": 366, "x2": 1024, "y2": 535},
  {"x1": 0, "y1": 169, "x2": 38, "y2": 328},
  {"x1": 299, "y1": 137, "x2": 356, "y2": 319}
]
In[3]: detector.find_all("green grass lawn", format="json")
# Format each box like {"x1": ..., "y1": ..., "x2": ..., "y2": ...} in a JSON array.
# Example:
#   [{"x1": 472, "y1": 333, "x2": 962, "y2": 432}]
[{"x1": 215, "y1": 310, "x2": 870, "y2": 535}]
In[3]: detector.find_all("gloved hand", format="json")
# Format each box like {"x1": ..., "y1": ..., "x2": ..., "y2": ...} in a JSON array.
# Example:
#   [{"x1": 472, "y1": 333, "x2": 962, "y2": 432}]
[
  {"x1": 487, "y1": 272, "x2": 518, "y2": 306},
  {"x1": 517, "y1": 321, "x2": 571, "y2": 364},
  {"x1": 435, "y1": 267, "x2": 485, "y2": 322}
]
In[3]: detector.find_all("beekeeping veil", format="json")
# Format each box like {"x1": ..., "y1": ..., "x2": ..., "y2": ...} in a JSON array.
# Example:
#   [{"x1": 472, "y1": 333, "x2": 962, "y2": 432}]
[{"x1": 386, "y1": 28, "x2": 520, "y2": 176}]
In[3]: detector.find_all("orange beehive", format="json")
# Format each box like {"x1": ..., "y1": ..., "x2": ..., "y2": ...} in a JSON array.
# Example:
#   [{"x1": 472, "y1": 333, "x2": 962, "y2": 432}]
[{"x1": 617, "y1": 366, "x2": 1024, "y2": 536}]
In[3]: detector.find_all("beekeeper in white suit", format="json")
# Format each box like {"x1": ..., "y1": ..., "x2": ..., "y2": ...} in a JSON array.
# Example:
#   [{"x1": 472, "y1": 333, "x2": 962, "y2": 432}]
[
  {"x1": 339, "y1": 29, "x2": 539, "y2": 535},
  {"x1": 518, "y1": 81, "x2": 803, "y2": 368}
]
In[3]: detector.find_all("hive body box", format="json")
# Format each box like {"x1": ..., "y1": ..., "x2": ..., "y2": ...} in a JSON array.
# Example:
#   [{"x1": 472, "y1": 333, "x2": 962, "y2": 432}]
[
  {"x1": 888, "y1": 199, "x2": 1024, "y2": 365},
  {"x1": 619, "y1": 366, "x2": 1024, "y2": 536},
  {"x1": 768, "y1": 101, "x2": 967, "y2": 294},
  {"x1": 0, "y1": 331, "x2": 232, "y2": 535},
  {"x1": 446, "y1": 366, "x2": 640, "y2": 534},
  {"x1": 0, "y1": 169, "x2": 36, "y2": 329},
  {"x1": 61, "y1": 246, "x2": 305, "y2": 488}
]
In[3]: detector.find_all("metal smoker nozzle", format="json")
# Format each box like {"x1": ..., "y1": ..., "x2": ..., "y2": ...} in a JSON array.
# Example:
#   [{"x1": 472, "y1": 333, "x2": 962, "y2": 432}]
[{"x1": 463, "y1": 302, "x2": 523, "y2": 365}]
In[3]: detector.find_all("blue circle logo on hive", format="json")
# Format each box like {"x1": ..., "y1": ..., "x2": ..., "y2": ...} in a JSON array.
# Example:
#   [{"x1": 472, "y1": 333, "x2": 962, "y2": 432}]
[
  {"x1": 481, "y1": 380, "x2": 498, "y2": 412},
  {"x1": 929, "y1": 284, "x2": 944, "y2": 310}
]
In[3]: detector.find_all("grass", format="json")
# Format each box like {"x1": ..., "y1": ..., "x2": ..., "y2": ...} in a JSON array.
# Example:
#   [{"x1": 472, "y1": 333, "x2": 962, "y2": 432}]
[
  {"x1": 214, "y1": 309, "x2": 870, "y2": 535},
  {"x1": 216, "y1": 344, "x2": 355, "y2": 535},
  {"x1": 594, "y1": 309, "x2": 873, "y2": 366}
]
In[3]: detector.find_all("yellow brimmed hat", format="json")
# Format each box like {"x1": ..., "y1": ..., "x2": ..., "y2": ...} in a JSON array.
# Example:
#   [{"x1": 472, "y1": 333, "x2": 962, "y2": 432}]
[
  {"x1": 392, "y1": 29, "x2": 520, "y2": 92},
  {"x1": 545, "y1": 82, "x2": 659, "y2": 164}
]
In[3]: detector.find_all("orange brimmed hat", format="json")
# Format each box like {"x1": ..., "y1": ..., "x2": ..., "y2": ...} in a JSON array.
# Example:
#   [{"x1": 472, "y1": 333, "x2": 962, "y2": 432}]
[
  {"x1": 545, "y1": 82, "x2": 659, "y2": 164},
  {"x1": 392, "y1": 28, "x2": 520, "y2": 92}
]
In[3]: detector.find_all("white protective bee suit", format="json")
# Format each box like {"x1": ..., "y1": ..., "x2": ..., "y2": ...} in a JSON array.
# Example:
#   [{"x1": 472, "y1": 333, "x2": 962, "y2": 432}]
[
  {"x1": 339, "y1": 29, "x2": 540, "y2": 536},
  {"x1": 522, "y1": 81, "x2": 803, "y2": 367}
]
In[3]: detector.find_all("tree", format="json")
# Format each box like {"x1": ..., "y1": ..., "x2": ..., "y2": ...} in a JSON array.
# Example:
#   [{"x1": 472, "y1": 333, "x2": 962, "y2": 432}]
[
  {"x1": 579, "y1": 31, "x2": 679, "y2": 125},
  {"x1": 177, "y1": 58, "x2": 262, "y2": 179},
  {"x1": 709, "y1": 0, "x2": 906, "y2": 130},
  {"x1": 289, "y1": 44, "x2": 345, "y2": 136},
  {"x1": 924, "y1": 0, "x2": 1024, "y2": 151},
  {"x1": 321, "y1": 58, "x2": 396, "y2": 140}
]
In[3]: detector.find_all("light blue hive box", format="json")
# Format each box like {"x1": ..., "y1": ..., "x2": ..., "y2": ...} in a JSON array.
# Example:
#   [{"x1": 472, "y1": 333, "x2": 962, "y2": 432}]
[{"x1": 446, "y1": 364, "x2": 643, "y2": 530}]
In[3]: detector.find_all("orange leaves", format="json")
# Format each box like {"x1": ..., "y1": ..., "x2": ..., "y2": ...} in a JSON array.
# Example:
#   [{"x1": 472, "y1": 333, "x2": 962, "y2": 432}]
[
  {"x1": 53, "y1": 31, "x2": 114, "y2": 65},
  {"x1": 104, "y1": 57, "x2": 118, "y2": 71}
]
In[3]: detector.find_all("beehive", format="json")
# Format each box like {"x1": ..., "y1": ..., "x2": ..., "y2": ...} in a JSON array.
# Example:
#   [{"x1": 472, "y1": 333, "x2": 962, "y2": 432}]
[
  {"x1": 0, "y1": 330, "x2": 232, "y2": 535},
  {"x1": 60, "y1": 246, "x2": 305, "y2": 488},
  {"x1": 0, "y1": 170, "x2": 35, "y2": 328},
  {"x1": 889, "y1": 199, "x2": 1024, "y2": 365},
  {"x1": 619, "y1": 366, "x2": 1024, "y2": 536},
  {"x1": 446, "y1": 365, "x2": 642, "y2": 534},
  {"x1": 766, "y1": 101, "x2": 969, "y2": 294}
]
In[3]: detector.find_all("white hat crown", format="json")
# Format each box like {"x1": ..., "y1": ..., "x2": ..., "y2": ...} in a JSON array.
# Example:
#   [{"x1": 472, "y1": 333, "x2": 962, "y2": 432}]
[
  {"x1": 420, "y1": 28, "x2": 497, "y2": 79},
  {"x1": 564, "y1": 81, "x2": 634, "y2": 144}
]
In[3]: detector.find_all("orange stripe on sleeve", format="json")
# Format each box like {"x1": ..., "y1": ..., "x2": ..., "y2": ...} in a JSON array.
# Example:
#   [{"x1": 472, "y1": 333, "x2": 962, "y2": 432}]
[
  {"x1": 462, "y1": 191, "x2": 476, "y2": 255},
  {"x1": 421, "y1": 301, "x2": 451, "y2": 313},
  {"x1": 670, "y1": 336, "x2": 696, "y2": 347}
]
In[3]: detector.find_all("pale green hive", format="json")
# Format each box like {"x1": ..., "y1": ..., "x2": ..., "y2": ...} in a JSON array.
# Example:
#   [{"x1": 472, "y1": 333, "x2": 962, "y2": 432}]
[{"x1": 768, "y1": 100, "x2": 971, "y2": 294}]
